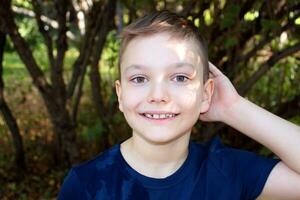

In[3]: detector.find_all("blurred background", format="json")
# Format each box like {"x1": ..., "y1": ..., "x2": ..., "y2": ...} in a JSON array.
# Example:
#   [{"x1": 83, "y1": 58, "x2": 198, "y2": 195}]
[{"x1": 0, "y1": 0, "x2": 299, "y2": 199}]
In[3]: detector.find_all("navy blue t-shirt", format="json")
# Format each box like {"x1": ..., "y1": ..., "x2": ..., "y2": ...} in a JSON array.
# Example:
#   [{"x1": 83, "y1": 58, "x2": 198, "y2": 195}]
[{"x1": 58, "y1": 136, "x2": 279, "y2": 200}]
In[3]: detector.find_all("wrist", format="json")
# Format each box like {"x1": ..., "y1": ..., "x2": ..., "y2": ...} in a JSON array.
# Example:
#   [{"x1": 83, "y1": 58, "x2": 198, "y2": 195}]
[{"x1": 219, "y1": 95, "x2": 245, "y2": 124}]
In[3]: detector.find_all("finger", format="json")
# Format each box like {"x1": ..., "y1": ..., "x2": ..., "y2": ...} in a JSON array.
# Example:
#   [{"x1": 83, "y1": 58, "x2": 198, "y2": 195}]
[{"x1": 208, "y1": 62, "x2": 222, "y2": 75}]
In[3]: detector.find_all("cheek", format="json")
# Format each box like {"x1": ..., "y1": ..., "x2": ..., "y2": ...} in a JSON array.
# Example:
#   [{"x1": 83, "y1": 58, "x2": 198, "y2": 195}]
[
  {"x1": 166, "y1": 89, "x2": 201, "y2": 130},
  {"x1": 170, "y1": 84, "x2": 203, "y2": 110},
  {"x1": 172, "y1": 87, "x2": 202, "y2": 126},
  {"x1": 179, "y1": 93, "x2": 201, "y2": 113},
  {"x1": 121, "y1": 87, "x2": 147, "y2": 108}
]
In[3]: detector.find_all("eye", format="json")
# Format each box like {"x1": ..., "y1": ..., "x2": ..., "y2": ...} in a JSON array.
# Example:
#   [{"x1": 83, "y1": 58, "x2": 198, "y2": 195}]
[
  {"x1": 172, "y1": 75, "x2": 189, "y2": 82},
  {"x1": 130, "y1": 76, "x2": 148, "y2": 84}
]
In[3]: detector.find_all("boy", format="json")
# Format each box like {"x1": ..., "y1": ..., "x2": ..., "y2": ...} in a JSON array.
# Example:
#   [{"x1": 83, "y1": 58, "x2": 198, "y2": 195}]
[{"x1": 58, "y1": 10, "x2": 300, "y2": 199}]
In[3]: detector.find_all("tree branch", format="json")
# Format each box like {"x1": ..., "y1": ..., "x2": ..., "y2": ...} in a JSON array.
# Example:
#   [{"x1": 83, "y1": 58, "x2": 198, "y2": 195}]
[
  {"x1": 238, "y1": 42, "x2": 300, "y2": 96},
  {"x1": 236, "y1": 12, "x2": 300, "y2": 63},
  {"x1": 0, "y1": 30, "x2": 26, "y2": 169},
  {"x1": 51, "y1": 0, "x2": 69, "y2": 105},
  {"x1": 32, "y1": 0, "x2": 55, "y2": 68},
  {"x1": 12, "y1": 5, "x2": 58, "y2": 28},
  {"x1": 0, "y1": 0, "x2": 53, "y2": 100},
  {"x1": 71, "y1": 0, "x2": 116, "y2": 123},
  {"x1": 11, "y1": 5, "x2": 76, "y2": 40},
  {"x1": 67, "y1": 1, "x2": 115, "y2": 99}
]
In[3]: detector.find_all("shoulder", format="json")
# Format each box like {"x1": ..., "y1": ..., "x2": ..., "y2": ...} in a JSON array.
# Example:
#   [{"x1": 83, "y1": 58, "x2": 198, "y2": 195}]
[
  {"x1": 58, "y1": 144, "x2": 124, "y2": 199},
  {"x1": 192, "y1": 136, "x2": 278, "y2": 174},
  {"x1": 72, "y1": 143, "x2": 121, "y2": 186},
  {"x1": 191, "y1": 136, "x2": 243, "y2": 179},
  {"x1": 192, "y1": 136, "x2": 279, "y2": 199}
]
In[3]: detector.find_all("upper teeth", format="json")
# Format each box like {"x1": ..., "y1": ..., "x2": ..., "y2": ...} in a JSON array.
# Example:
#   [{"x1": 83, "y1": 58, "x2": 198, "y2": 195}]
[{"x1": 144, "y1": 113, "x2": 176, "y2": 119}]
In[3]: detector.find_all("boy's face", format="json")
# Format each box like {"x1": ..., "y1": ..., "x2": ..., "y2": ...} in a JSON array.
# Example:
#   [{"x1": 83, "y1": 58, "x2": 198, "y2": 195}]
[{"x1": 116, "y1": 32, "x2": 213, "y2": 145}]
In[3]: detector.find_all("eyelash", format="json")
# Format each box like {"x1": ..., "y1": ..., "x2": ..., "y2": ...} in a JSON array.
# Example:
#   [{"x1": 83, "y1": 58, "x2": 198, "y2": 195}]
[
  {"x1": 172, "y1": 75, "x2": 190, "y2": 83},
  {"x1": 129, "y1": 74, "x2": 190, "y2": 84},
  {"x1": 130, "y1": 76, "x2": 148, "y2": 84}
]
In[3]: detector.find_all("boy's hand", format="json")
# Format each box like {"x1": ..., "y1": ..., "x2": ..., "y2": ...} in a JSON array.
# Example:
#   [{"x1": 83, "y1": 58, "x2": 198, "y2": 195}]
[{"x1": 199, "y1": 62, "x2": 242, "y2": 122}]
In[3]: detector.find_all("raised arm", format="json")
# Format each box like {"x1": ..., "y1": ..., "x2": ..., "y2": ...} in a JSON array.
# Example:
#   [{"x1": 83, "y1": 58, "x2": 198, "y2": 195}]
[{"x1": 200, "y1": 63, "x2": 300, "y2": 199}]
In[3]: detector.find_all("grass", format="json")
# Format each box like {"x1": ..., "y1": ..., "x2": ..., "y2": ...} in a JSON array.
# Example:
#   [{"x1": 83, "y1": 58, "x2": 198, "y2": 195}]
[{"x1": 3, "y1": 52, "x2": 29, "y2": 81}]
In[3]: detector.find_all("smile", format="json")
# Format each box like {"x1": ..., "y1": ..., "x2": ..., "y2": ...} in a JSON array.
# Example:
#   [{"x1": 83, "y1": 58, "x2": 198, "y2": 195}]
[{"x1": 141, "y1": 113, "x2": 179, "y2": 119}]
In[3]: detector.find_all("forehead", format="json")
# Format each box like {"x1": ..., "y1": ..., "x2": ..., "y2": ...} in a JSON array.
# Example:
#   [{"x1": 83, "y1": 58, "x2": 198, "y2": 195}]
[{"x1": 120, "y1": 32, "x2": 203, "y2": 73}]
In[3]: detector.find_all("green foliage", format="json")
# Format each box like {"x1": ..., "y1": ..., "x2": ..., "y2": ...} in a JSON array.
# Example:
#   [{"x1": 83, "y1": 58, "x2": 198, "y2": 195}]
[
  {"x1": 261, "y1": 19, "x2": 281, "y2": 32},
  {"x1": 100, "y1": 30, "x2": 121, "y2": 100},
  {"x1": 295, "y1": 17, "x2": 300, "y2": 25},
  {"x1": 82, "y1": 119, "x2": 106, "y2": 141},
  {"x1": 1, "y1": 0, "x2": 300, "y2": 199},
  {"x1": 203, "y1": 9, "x2": 213, "y2": 26},
  {"x1": 112, "y1": 111, "x2": 125, "y2": 124},
  {"x1": 290, "y1": 116, "x2": 300, "y2": 126},
  {"x1": 16, "y1": 17, "x2": 44, "y2": 49},
  {"x1": 12, "y1": 0, "x2": 32, "y2": 9},
  {"x1": 244, "y1": 10, "x2": 259, "y2": 21},
  {"x1": 3, "y1": 51, "x2": 29, "y2": 81},
  {"x1": 102, "y1": 30, "x2": 120, "y2": 70},
  {"x1": 249, "y1": 55, "x2": 300, "y2": 110},
  {"x1": 220, "y1": 4, "x2": 240, "y2": 29},
  {"x1": 224, "y1": 38, "x2": 238, "y2": 49}
]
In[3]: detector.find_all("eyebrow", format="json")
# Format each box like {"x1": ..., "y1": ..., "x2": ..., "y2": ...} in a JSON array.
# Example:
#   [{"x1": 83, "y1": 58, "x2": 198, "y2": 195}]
[{"x1": 124, "y1": 62, "x2": 196, "y2": 73}]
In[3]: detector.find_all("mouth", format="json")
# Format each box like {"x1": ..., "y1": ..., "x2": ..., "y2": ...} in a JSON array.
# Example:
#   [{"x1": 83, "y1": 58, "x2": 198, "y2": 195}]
[{"x1": 140, "y1": 113, "x2": 179, "y2": 120}]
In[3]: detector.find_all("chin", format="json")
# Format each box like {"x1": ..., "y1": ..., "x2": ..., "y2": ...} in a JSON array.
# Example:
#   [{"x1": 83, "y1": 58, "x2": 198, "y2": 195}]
[{"x1": 138, "y1": 131, "x2": 188, "y2": 145}]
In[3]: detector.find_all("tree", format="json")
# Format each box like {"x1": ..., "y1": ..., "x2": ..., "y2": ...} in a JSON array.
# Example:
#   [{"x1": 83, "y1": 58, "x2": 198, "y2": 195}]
[
  {"x1": 0, "y1": 0, "x2": 116, "y2": 167},
  {"x1": 0, "y1": 0, "x2": 299, "y2": 169},
  {"x1": 0, "y1": 31, "x2": 26, "y2": 170}
]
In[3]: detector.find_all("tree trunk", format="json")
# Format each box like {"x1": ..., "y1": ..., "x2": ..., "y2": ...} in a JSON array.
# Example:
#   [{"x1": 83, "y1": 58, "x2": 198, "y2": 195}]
[
  {"x1": 89, "y1": 0, "x2": 117, "y2": 151},
  {"x1": 0, "y1": 1, "x2": 78, "y2": 167},
  {"x1": 0, "y1": 99, "x2": 26, "y2": 169},
  {"x1": 51, "y1": 114, "x2": 78, "y2": 166},
  {"x1": 0, "y1": 31, "x2": 26, "y2": 170},
  {"x1": 41, "y1": 93, "x2": 79, "y2": 166}
]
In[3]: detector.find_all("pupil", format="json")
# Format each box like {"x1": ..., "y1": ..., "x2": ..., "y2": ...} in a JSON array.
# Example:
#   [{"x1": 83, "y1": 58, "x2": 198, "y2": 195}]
[
  {"x1": 178, "y1": 76, "x2": 184, "y2": 81},
  {"x1": 137, "y1": 77, "x2": 144, "y2": 82}
]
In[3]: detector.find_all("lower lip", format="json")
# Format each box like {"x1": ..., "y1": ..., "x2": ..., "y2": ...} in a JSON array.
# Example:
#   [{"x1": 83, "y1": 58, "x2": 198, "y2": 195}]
[{"x1": 139, "y1": 114, "x2": 178, "y2": 123}]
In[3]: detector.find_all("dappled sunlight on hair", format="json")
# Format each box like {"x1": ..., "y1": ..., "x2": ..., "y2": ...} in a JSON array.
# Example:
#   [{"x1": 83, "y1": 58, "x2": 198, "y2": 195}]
[{"x1": 119, "y1": 10, "x2": 209, "y2": 82}]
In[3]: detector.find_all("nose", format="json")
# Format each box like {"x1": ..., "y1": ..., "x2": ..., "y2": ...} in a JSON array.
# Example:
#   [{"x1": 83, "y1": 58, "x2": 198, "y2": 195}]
[{"x1": 147, "y1": 82, "x2": 170, "y2": 103}]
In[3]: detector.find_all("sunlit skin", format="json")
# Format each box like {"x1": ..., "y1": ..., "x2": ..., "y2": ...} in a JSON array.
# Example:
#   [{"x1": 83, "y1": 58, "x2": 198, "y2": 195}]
[{"x1": 115, "y1": 32, "x2": 213, "y2": 178}]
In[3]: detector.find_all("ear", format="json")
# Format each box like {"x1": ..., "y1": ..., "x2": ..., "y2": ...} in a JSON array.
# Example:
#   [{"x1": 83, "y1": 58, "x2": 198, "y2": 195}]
[
  {"x1": 200, "y1": 78, "x2": 214, "y2": 113},
  {"x1": 115, "y1": 80, "x2": 123, "y2": 112}
]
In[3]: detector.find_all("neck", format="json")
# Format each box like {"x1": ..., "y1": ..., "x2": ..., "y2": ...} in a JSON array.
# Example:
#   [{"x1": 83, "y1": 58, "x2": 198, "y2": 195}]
[{"x1": 120, "y1": 133, "x2": 190, "y2": 178}]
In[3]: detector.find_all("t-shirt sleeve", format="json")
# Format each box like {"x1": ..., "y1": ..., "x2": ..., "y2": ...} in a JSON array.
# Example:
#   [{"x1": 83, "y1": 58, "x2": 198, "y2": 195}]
[
  {"x1": 234, "y1": 149, "x2": 280, "y2": 200},
  {"x1": 57, "y1": 168, "x2": 89, "y2": 200},
  {"x1": 206, "y1": 136, "x2": 280, "y2": 200}
]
